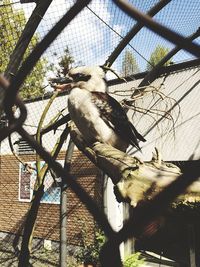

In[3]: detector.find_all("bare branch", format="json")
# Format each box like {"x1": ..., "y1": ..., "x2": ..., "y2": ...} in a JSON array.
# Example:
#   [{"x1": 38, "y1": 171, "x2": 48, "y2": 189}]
[{"x1": 69, "y1": 123, "x2": 200, "y2": 208}]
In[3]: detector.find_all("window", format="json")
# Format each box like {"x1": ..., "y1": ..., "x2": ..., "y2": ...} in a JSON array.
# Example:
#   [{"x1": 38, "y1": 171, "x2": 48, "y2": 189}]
[{"x1": 19, "y1": 161, "x2": 63, "y2": 204}]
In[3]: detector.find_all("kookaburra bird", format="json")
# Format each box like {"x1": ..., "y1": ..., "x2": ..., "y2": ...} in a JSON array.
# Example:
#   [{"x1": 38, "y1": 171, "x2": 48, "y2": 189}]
[{"x1": 53, "y1": 66, "x2": 146, "y2": 151}]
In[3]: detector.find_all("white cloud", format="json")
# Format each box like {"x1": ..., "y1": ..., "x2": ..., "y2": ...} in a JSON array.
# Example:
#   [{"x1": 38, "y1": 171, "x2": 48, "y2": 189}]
[
  {"x1": 37, "y1": 0, "x2": 112, "y2": 66},
  {"x1": 16, "y1": 0, "x2": 124, "y2": 70}
]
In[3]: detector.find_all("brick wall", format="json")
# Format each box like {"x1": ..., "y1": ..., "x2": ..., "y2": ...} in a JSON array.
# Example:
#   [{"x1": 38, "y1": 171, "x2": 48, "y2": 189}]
[{"x1": 0, "y1": 150, "x2": 103, "y2": 244}]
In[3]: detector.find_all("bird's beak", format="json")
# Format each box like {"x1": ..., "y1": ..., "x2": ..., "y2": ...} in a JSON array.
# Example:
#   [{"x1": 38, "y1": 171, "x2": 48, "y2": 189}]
[{"x1": 49, "y1": 76, "x2": 73, "y2": 92}]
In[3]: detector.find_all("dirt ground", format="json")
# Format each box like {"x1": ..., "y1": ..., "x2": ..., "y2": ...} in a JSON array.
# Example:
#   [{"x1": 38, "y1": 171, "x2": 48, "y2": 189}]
[{"x1": 0, "y1": 235, "x2": 59, "y2": 267}]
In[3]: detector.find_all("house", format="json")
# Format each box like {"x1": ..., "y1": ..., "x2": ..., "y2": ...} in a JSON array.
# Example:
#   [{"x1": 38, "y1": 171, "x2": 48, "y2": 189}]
[
  {"x1": 0, "y1": 59, "x2": 200, "y2": 266},
  {"x1": 108, "y1": 58, "x2": 200, "y2": 266}
]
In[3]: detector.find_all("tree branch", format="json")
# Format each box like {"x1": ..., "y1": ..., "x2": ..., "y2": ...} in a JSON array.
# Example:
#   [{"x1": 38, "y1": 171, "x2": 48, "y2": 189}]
[{"x1": 69, "y1": 123, "x2": 200, "y2": 207}]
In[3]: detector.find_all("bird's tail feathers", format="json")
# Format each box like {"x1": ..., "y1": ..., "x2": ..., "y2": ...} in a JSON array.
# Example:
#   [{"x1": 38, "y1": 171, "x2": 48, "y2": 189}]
[
  {"x1": 130, "y1": 140, "x2": 141, "y2": 151},
  {"x1": 129, "y1": 122, "x2": 146, "y2": 142}
]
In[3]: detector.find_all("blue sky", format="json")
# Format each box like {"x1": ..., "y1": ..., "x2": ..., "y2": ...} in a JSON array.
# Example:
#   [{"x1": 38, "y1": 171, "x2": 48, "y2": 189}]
[{"x1": 14, "y1": 0, "x2": 200, "y2": 77}]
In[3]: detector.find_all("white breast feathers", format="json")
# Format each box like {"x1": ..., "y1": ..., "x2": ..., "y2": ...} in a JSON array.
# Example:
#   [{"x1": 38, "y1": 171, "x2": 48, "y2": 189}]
[{"x1": 68, "y1": 87, "x2": 128, "y2": 151}]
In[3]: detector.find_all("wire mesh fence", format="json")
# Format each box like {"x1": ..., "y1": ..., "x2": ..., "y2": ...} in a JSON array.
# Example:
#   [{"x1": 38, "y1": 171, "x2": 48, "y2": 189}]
[{"x1": 0, "y1": 0, "x2": 200, "y2": 266}]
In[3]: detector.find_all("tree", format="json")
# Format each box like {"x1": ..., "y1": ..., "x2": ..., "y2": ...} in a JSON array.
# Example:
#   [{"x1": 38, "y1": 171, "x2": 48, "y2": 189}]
[
  {"x1": 147, "y1": 45, "x2": 172, "y2": 71},
  {"x1": 0, "y1": 0, "x2": 48, "y2": 99},
  {"x1": 58, "y1": 47, "x2": 74, "y2": 76},
  {"x1": 49, "y1": 47, "x2": 74, "y2": 79},
  {"x1": 121, "y1": 50, "x2": 140, "y2": 77}
]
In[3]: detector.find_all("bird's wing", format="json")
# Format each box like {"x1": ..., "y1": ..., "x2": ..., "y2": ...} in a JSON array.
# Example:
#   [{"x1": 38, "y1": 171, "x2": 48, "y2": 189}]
[{"x1": 91, "y1": 92, "x2": 146, "y2": 150}]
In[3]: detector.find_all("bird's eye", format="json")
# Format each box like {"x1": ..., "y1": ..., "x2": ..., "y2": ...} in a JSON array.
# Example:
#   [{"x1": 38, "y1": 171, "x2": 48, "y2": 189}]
[
  {"x1": 71, "y1": 73, "x2": 83, "y2": 80},
  {"x1": 71, "y1": 73, "x2": 91, "y2": 82}
]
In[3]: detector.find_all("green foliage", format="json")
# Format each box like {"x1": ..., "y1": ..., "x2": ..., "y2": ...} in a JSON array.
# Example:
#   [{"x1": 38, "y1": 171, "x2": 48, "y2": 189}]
[
  {"x1": 123, "y1": 252, "x2": 145, "y2": 267},
  {"x1": 121, "y1": 50, "x2": 140, "y2": 76},
  {"x1": 58, "y1": 47, "x2": 74, "y2": 76},
  {"x1": 49, "y1": 47, "x2": 74, "y2": 83},
  {"x1": 20, "y1": 56, "x2": 48, "y2": 99},
  {"x1": 147, "y1": 45, "x2": 172, "y2": 71},
  {"x1": 67, "y1": 255, "x2": 79, "y2": 267},
  {"x1": 76, "y1": 225, "x2": 106, "y2": 265},
  {"x1": 0, "y1": 0, "x2": 48, "y2": 99}
]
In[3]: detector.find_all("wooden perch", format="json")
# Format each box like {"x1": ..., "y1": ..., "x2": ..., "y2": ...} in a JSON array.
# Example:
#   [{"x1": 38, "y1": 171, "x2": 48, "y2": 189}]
[{"x1": 69, "y1": 122, "x2": 200, "y2": 207}]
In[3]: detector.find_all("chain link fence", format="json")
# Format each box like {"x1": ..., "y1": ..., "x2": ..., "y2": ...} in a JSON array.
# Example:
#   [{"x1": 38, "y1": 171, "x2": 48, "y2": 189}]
[{"x1": 0, "y1": 0, "x2": 200, "y2": 266}]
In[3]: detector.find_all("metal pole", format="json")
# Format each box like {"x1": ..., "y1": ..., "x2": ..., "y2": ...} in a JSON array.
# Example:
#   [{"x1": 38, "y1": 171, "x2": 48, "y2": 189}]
[
  {"x1": 60, "y1": 139, "x2": 74, "y2": 267},
  {"x1": 188, "y1": 224, "x2": 196, "y2": 267},
  {"x1": 105, "y1": 0, "x2": 171, "y2": 68},
  {"x1": 113, "y1": 0, "x2": 200, "y2": 58}
]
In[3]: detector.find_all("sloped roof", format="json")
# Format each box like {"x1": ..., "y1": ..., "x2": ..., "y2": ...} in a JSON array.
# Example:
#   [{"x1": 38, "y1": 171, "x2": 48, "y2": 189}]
[
  {"x1": 109, "y1": 59, "x2": 200, "y2": 162},
  {"x1": 108, "y1": 60, "x2": 200, "y2": 205}
]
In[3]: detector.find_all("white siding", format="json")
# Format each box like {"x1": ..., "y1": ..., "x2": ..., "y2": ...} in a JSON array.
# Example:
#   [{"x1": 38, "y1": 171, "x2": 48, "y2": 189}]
[
  {"x1": 109, "y1": 66, "x2": 200, "y2": 161},
  {"x1": 0, "y1": 94, "x2": 71, "y2": 155},
  {"x1": 1, "y1": 65, "x2": 200, "y2": 161}
]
